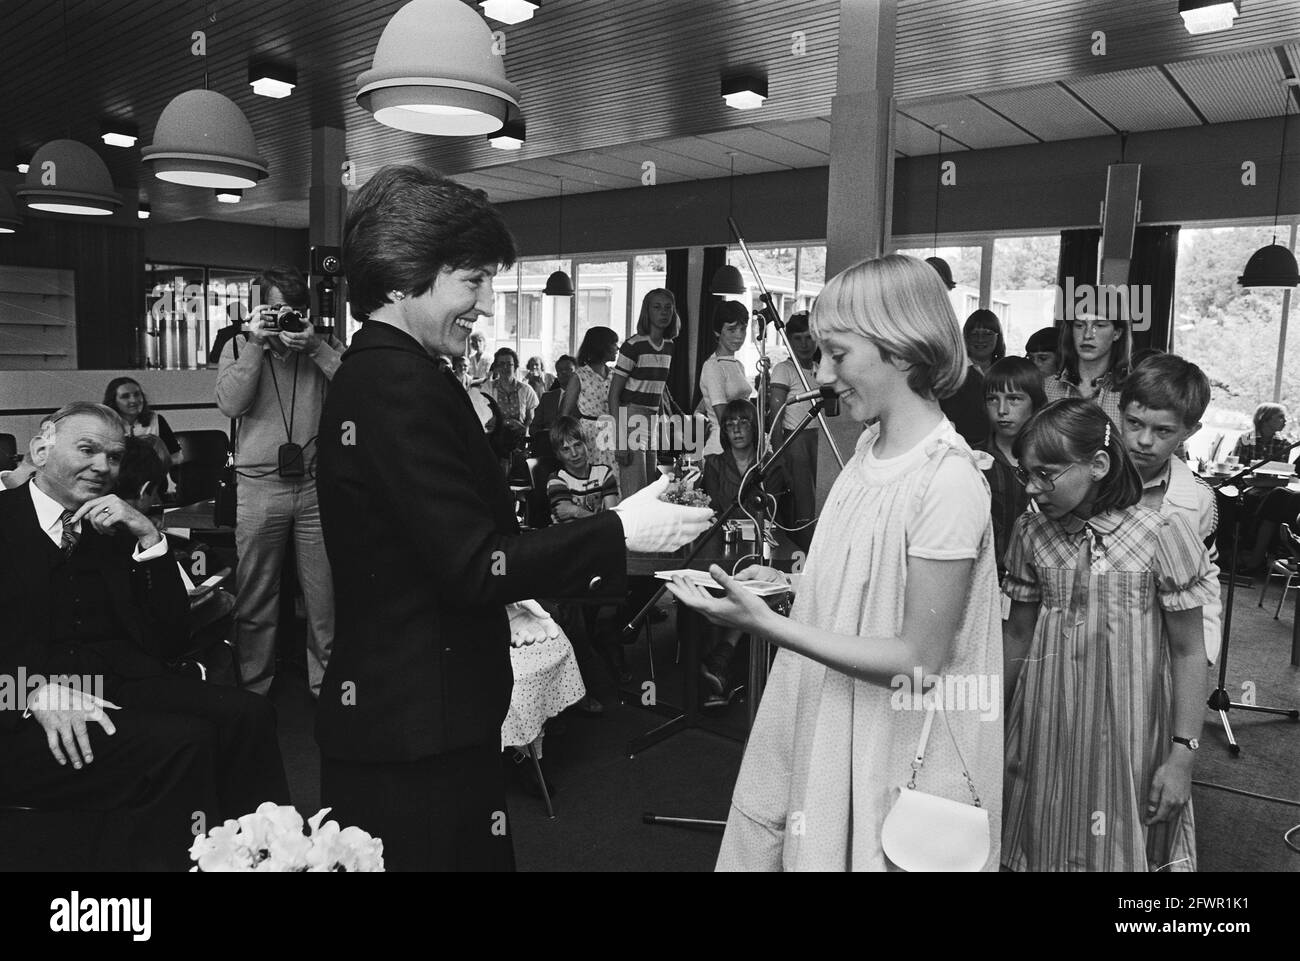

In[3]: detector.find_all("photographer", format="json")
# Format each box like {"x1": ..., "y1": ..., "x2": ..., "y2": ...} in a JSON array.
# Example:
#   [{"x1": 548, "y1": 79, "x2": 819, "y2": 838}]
[{"x1": 216, "y1": 265, "x2": 342, "y2": 699}]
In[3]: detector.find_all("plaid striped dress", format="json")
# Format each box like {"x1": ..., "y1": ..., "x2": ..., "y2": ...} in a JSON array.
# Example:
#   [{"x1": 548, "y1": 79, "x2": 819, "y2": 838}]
[{"x1": 1001, "y1": 506, "x2": 1215, "y2": 872}]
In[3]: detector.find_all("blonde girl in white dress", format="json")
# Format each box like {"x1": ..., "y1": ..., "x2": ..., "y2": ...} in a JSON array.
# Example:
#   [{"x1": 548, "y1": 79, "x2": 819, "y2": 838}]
[{"x1": 667, "y1": 255, "x2": 1004, "y2": 872}]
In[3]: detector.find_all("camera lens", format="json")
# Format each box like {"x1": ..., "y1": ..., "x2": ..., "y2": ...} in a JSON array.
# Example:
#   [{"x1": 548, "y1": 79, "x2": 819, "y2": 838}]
[{"x1": 276, "y1": 307, "x2": 305, "y2": 333}]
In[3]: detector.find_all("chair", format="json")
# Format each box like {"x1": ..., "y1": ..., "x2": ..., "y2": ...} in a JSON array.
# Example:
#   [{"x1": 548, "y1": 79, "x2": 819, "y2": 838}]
[
  {"x1": 0, "y1": 433, "x2": 16, "y2": 473},
  {"x1": 172, "y1": 429, "x2": 230, "y2": 504},
  {"x1": 1259, "y1": 523, "x2": 1300, "y2": 618}
]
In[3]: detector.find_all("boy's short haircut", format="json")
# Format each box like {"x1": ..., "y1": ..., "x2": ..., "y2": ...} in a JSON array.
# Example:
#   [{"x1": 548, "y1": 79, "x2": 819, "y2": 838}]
[
  {"x1": 786, "y1": 311, "x2": 810, "y2": 335},
  {"x1": 549, "y1": 415, "x2": 584, "y2": 451},
  {"x1": 984, "y1": 356, "x2": 1047, "y2": 410},
  {"x1": 1119, "y1": 352, "x2": 1210, "y2": 428}
]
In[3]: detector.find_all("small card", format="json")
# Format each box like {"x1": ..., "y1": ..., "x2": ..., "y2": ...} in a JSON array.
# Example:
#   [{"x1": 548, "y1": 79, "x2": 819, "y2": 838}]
[{"x1": 654, "y1": 569, "x2": 790, "y2": 596}]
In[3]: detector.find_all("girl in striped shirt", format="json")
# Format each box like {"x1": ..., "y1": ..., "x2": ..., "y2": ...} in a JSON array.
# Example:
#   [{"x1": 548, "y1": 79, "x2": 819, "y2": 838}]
[
  {"x1": 1002, "y1": 399, "x2": 1215, "y2": 872},
  {"x1": 609, "y1": 289, "x2": 679, "y2": 495}
]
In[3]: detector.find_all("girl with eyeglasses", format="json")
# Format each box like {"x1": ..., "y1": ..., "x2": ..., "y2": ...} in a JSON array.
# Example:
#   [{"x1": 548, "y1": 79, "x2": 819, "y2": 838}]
[
  {"x1": 1002, "y1": 399, "x2": 1215, "y2": 872},
  {"x1": 1043, "y1": 311, "x2": 1132, "y2": 425}
]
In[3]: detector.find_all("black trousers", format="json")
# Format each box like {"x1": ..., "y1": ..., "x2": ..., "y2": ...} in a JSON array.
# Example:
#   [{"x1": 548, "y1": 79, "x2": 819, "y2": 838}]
[
  {"x1": 0, "y1": 674, "x2": 290, "y2": 871},
  {"x1": 321, "y1": 743, "x2": 515, "y2": 872}
]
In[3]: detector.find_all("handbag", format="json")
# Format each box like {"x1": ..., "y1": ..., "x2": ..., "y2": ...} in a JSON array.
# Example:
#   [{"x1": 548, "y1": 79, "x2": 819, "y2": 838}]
[
  {"x1": 213, "y1": 336, "x2": 241, "y2": 528},
  {"x1": 880, "y1": 699, "x2": 991, "y2": 872}
]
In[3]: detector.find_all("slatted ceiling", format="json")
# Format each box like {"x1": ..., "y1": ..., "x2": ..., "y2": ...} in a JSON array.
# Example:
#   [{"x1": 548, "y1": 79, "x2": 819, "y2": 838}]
[
  {"x1": 1168, "y1": 48, "x2": 1292, "y2": 122},
  {"x1": 898, "y1": 98, "x2": 1038, "y2": 151},
  {"x1": 600, "y1": 143, "x2": 731, "y2": 181},
  {"x1": 893, "y1": 110, "x2": 959, "y2": 158},
  {"x1": 895, "y1": 0, "x2": 1300, "y2": 103},
  {"x1": 974, "y1": 82, "x2": 1116, "y2": 143},
  {"x1": 754, "y1": 117, "x2": 833, "y2": 156},
  {"x1": 509, "y1": 156, "x2": 642, "y2": 191},
  {"x1": 1067, "y1": 66, "x2": 1204, "y2": 132},
  {"x1": 448, "y1": 173, "x2": 541, "y2": 203},
  {"x1": 697, "y1": 127, "x2": 830, "y2": 168}
]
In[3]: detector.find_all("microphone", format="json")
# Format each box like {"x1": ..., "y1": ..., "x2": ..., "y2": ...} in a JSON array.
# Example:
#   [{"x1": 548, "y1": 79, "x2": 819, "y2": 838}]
[{"x1": 786, "y1": 384, "x2": 840, "y2": 404}]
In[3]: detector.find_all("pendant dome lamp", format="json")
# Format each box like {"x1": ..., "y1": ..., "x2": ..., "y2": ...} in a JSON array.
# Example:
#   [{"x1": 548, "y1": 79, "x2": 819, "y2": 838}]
[
  {"x1": 1240, "y1": 80, "x2": 1300, "y2": 289},
  {"x1": 711, "y1": 154, "x2": 747, "y2": 296},
  {"x1": 143, "y1": 89, "x2": 269, "y2": 189},
  {"x1": 357, "y1": 0, "x2": 521, "y2": 136},
  {"x1": 16, "y1": 139, "x2": 121, "y2": 216},
  {"x1": 0, "y1": 188, "x2": 22, "y2": 233},
  {"x1": 544, "y1": 178, "x2": 574, "y2": 297}
]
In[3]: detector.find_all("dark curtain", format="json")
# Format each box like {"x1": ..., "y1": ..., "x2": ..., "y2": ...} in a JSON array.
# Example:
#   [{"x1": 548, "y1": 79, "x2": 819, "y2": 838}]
[
  {"x1": 1128, "y1": 225, "x2": 1180, "y2": 353},
  {"x1": 692, "y1": 247, "x2": 727, "y2": 409},
  {"x1": 664, "y1": 248, "x2": 692, "y2": 414},
  {"x1": 1056, "y1": 228, "x2": 1101, "y2": 292}
]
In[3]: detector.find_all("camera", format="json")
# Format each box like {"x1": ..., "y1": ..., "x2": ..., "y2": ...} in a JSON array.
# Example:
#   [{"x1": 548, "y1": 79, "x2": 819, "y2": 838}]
[{"x1": 265, "y1": 305, "x2": 306, "y2": 333}]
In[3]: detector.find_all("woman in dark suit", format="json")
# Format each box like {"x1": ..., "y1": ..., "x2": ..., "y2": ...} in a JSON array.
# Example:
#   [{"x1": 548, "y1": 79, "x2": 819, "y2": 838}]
[{"x1": 315, "y1": 166, "x2": 710, "y2": 872}]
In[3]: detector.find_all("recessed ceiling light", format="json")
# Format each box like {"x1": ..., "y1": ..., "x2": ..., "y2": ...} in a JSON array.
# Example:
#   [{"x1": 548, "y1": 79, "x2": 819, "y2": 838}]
[
  {"x1": 16, "y1": 162, "x2": 29, "y2": 174},
  {"x1": 215, "y1": 189, "x2": 242, "y2": 204},
  {"x1": 722, "y1": 74, "x2": 768, "y2": 111},
  {"x1": 479, "y1": 0, "x2": 539, "y2": 24},
  {"x1": 1178, "y1": 0, "x2": 1239, "y2": 34},
  {"x1": 138, "y1": 202, "x2": 151, "y2": 220},
  {"x1": 488, "y1": 119, "x2": 525, "y2": 149},
  {"x1": 101, "y1": 121, "x2": 139, "y2": 148},
  {"x1": 249, "y1": 60, "x2": 297, "y2": 99}
]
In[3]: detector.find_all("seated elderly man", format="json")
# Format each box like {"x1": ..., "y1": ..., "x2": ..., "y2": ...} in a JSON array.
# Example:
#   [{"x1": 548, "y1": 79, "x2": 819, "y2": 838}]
[{"x1": 0, "y1": 402, "x2": 289, "y2": 871}]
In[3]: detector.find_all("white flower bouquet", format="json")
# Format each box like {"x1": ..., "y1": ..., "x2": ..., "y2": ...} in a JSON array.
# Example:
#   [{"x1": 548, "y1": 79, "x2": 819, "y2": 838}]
[{"x1": 188, "y1": 802, "x2": 385, "y2": 872}]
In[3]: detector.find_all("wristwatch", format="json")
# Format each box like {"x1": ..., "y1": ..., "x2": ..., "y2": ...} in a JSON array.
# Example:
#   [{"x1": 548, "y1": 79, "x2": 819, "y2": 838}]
[{"x1": 1171, "y1": 735, "x2": 1200, "y2": 751}]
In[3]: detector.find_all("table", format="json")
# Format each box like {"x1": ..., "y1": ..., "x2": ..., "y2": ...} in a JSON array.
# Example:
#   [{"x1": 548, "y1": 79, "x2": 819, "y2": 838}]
[
  {"x1": 624, "y1": 526, "x2": 801, "y2": 757},
  {"x1": 162, "y1": 499, "x2": 232, "y2": 534}
]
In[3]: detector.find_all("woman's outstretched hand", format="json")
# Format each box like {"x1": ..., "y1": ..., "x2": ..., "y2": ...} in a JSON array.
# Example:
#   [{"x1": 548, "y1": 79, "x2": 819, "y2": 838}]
[{"x1": 665, "y1": 564, "x2": 779, "y2": 635}]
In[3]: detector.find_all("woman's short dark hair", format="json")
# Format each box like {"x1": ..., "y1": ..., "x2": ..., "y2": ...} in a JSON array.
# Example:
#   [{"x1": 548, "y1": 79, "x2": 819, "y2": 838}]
[
  {"x1": 712, "y1": 299, "x2": 749, "y2": 334},
  {"x1": 102, "y1": 377, "x2": 155, "y2": 427},
  {"x1": 493, "y1": 347, "x2": 519, "y2": 369},
  {"x1": 344, "y1": 165, "x2": 517, "y2": 320},
  {"x1": 254, "y1": 265, "x2": 309, "y2": 310},
  {"x1": 577, "y1": 326, "x2": 619, "y2": 366}
]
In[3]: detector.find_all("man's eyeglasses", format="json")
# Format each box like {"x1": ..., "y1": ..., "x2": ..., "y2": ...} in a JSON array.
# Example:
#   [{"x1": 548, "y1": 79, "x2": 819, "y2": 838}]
[{"x1": 1013, "y1": 462, "x2": 1079, "y2": 491}]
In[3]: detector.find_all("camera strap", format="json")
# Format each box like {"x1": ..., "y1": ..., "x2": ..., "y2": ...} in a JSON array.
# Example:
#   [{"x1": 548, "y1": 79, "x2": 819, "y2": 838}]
[{"x1": 266, "y1": 351, "x2": 300, "y2": 444}]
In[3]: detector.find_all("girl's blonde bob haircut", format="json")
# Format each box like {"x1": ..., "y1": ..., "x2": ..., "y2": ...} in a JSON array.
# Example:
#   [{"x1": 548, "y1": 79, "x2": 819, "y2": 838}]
[{"x1": 810, "y1": 254, "x2": 968, "y2": 401}]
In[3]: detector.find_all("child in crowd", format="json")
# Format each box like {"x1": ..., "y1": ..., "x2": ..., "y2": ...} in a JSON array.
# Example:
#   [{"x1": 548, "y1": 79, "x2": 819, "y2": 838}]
[
  {"x1": 667, "y1": 254, "x2": 1003, "y2": 871},
  {"x1": 544, "y1": 415, "x2": 619, "y2": 713},
  {"x1": 1119, "y1": 354, "x2": 1221, "y2": 662},
  {"x1": 547, "y1": 416, "x2": 619, "y2": 522},
  {"x1": 976, "y1": 357, "x2": 1046, "y2": 579},
  {"x1": 1024, "y1": 326, "x2": 1058, "y2": 379},
  {"x1": 1002, "y1": 399, "x2": 1214, "y2": 872},
  {"x1": 768, "y1": 310, "x2": 821, "y2": 549},
  {"x1": 610, "y1": 289, "x2": 680, "y2": 496}
]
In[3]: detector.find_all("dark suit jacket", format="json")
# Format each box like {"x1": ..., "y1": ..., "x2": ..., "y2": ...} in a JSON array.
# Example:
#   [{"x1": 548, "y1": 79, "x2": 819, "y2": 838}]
[
  {"x1": 315, "y1": 322, "x2": 628, "y2": 762},
  {"x1": 0, "y1": 482, "x2": 189, "y2": 733}
]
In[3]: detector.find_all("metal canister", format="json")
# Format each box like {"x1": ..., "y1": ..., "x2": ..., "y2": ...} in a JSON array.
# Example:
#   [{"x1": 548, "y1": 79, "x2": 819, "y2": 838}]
[{"x1": 723, "y1": 521, "x2": 740, "y2": 547}]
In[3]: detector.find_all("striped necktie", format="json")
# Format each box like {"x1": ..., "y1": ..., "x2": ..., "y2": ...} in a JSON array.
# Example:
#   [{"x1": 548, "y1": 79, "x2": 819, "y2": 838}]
[{"x1": 58, "y1": 509, "x2": 80, "y2": 558}]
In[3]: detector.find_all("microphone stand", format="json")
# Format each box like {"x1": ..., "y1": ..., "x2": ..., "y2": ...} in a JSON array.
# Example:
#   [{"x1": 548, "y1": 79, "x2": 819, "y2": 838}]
[
  {"x1": 1209, "y1": 448, "x2": 1300, "y2": 755},
  {"x1": 729, "y1": 216, "x2": 846, "y2": 474},
  {"x1": 632, "y1": 393, "x2": 834, "y2": 831},
  {"x1": 624, "y1": 395, "x2": 834, "y2": 746}
]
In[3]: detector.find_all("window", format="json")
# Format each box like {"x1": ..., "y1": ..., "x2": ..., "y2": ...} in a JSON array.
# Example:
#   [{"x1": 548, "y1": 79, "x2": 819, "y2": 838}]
[
  {"x1": 493, "y1": 259, "x2": 572, "y2": 365},
  {"x1": 1173, "y1": 225, "x2": 1293, "y2": 460},
  {"x1": 991, "y1": 235, "x2": 1061, "y2": 355}
]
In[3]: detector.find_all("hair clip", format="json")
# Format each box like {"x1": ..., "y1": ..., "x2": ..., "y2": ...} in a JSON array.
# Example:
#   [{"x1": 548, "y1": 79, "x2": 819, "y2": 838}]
[
  {"x1": 1103, "y1": 421, "x2": 1111, "y2": 449},
  {"x1": 390, "y1": 290, "x2": 405, "y2": 301}
]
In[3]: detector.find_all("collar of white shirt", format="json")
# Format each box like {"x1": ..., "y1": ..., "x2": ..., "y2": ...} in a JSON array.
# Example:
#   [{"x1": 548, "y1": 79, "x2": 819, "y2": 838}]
[{"x1": 29, "y1": 479, "x2": 76, "y2": 547}]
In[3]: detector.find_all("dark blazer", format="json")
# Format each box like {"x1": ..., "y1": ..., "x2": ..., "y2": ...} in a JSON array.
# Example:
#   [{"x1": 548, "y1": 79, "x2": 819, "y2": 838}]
[
  {"x1": 0, "y1": 482, "x2": 189, "y2": 732},
  {"x1": 315, "y1": 321, "x2": 628, "y2": 762}
]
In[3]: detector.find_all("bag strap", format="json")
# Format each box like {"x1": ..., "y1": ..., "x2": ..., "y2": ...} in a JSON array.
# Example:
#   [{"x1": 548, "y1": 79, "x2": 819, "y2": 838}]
[
  {"x1": 226, "y1": 335, "x2": 243, "y2": 456},
  {"x1": 907, "y1": 700, "x2": 983, "y2": 807}
]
